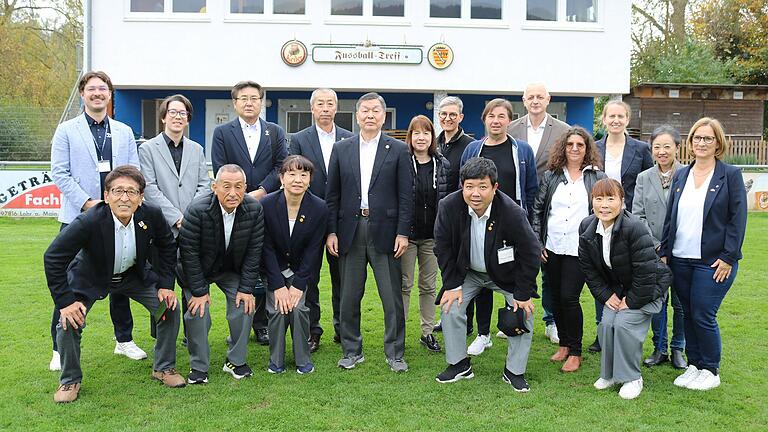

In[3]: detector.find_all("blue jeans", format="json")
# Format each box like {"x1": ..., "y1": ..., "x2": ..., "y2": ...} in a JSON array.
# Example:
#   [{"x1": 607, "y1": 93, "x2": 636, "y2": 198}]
[
  {"x1": 670, "y1": 257, "x2": 736, "y2": 373},
  {"x1": 650, "y1": 285, "x2": 685, "y2": 353}
]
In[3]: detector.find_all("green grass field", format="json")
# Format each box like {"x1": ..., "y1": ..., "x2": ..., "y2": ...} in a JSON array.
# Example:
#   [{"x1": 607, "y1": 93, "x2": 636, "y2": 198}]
[{"x1": 0, "y1": 215, "x2": 766, "y2": 431}]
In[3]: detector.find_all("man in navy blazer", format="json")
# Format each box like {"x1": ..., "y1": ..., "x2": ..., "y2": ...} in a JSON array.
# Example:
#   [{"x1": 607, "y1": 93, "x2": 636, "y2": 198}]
[
  {"x1": 211, "y1": 80, "x2": 288, "y2": 345},
  {"x1": 326, "y1": 93, "x2": 413, "y2": 372},
  {"x1": 289, "y1": 88, "x2": 354, "y2": 349}
]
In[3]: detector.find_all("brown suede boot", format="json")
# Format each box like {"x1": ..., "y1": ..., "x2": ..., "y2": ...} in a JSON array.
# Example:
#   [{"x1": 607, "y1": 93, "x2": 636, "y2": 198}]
[
  {"x1": 561, "y1": 355, "x2": 582, "y2": 372},
  {"x1": 550, "y1": 347, "x2": 569, "y2": 362}
]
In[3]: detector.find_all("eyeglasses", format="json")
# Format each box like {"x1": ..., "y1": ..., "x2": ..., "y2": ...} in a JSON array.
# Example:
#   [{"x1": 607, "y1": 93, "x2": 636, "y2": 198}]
[
  {"x1": 110, "y1": 188, "x2": 141, "y2": 198},
  {"x1": 84, "y1": 86, "x2": 109, "y2": 92},
  {"x1": 692, "y1": 135, "x2": 716, "y2": 144},
  {"x1": 438, "y1": 112, "x2": 459, "y2": 120},
  {"x1": 235, "y1": 96, "x2": 261, "y2": 104},
  {"x1": 167, "y1": 109, "x2": 189, "y2": 118}
]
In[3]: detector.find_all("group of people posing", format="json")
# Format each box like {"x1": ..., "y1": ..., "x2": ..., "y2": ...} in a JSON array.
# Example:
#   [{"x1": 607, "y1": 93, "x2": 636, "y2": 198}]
[{"x1": 44, "y1": 71, "x2": 747, "y2": 404}]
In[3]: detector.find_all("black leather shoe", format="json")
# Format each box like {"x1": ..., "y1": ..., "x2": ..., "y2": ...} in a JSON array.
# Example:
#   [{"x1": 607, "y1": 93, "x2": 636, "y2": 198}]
[
  {"x1": 420, "y1": 334, "x2": 441, "y2": 353},
  {"x1": 433, "y1": 321, "x2": 442, "y2": 332},
  {"x1": 308, "y1": 334, "x2": 320, "y2": 353},
  {"x1": 643, "y1": 350, "x2": 669, "y2": 366},
  {"x1": 671, "y1": 349, "x2": 688, "y2": 369},
  {"x1": 588, "y1": 337, "x2": 601, "y2": 353},
  {"x1": 255, "y1": 328, "x2": 269, "y2": 346},
  {"x1": 333, "y1": 333, "x2": 341, "y2": 344}
]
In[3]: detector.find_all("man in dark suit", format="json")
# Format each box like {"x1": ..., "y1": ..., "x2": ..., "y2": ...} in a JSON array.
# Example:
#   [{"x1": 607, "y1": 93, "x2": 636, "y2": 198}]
[
  {"x1": 178, "y1": 164, "x2": 265, "y2": 384},
  {"x1": 289, "y1": 88, "x2": 354, "y2": 350},
  {"x1": 211, "y1": 80, "x2": 287, "y2": 345},
  {"x1": 44, "y1": 165, "x2": 184, "y2": 403},
  {"x1": 434, "y1": 158, "x2": 540, "y2": 391},
  {"x1": 325, "y1": 92, "x2": 413, "y2": 372}
]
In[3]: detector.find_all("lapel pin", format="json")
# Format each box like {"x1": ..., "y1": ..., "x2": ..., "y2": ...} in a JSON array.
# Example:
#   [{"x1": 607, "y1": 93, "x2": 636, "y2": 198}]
[
  {"x1": 488, "y1": 222, "x2": 494, "y2": 231},
  {"x1": 385, "y1": 144, "x2": 390, "y2": 149},
  {"x1": 710, "y1": 189, "x2": 716, "y2": 192},
  {"x1": 299, "y1": 215, "x2": 305, "y2": 223},
  {"x1": 138, "y1": 221, "x2": 147, "y2": 230},
  {"x1": 265, "y1": 130, "x2": 270, "y2": 136}
]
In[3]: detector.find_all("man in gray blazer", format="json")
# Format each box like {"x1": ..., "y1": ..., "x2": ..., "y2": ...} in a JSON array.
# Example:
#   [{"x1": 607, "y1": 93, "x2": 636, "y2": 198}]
[
  {"x1": 49, "y1": 71, "x2": 144, "y2": 371},
  {"x1": 139, "y1": 94, "x2": 211, "y2": 341},
  {"x1": 289, "y1": 88, "x2": 353, "y2": 350},
  {"x1": 507, "y1": 82, "x2": 569, "y2": 345}
]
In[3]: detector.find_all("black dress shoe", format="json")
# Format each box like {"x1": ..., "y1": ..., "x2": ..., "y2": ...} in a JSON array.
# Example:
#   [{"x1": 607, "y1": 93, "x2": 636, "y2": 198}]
[
  {"x1": 420, "y1": 334, "x2": 441, "y2": 353},
  {"x1": 255, "y1": 328, "x2": 269, "y2": 345},
  {"x1": 588, "y1": 337, "x2": 601, "y2": 353},
  {"x1": 333, "y1": 333, "x2": 341, "y2": 344},
  {"x1": 308, "y1": 334, "x2": 320, "y2": 353},
  {"x1": 643, "y1": 350, "x2": 669, "y2": 366},
  {"x1": 433, "y1": 321, "x2": 442, "y2": 332},
  {"x1": 671, "y1": 349, "x2": 688, "y2": 369}
]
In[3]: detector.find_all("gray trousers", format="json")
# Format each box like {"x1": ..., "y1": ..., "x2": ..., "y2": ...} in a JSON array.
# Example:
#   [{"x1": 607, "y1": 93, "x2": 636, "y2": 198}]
[
  {"x1": 400, "y1": 239, "x2": 438, "y2": 337},
  {"x1": 184, "y1": 272, "x2": 254, "y2": 372},
  {"x1": 57, "y1": 271, "x2": 180, "y2": 385},
  {"x1": 339, "y1": 217, "x2": 406, "y2": 360},
  {"x1": 442, "y1": 270, "x2": 534, "y2": 375},
  {"x1": 266, "y1": 287, "x2": 311, "y2": 368},
  {"x1": 598, "y1": 298, "x2": 663, "y2": 383}
]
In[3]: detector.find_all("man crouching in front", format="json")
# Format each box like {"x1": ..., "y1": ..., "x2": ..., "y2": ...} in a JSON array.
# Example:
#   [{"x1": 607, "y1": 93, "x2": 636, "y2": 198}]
[
  {"x1": 434, "y1": 157, "x2": 540, "y2": 391},
  {"x1": 44, "y1": 165, "x2": 183, "y2": 403}
]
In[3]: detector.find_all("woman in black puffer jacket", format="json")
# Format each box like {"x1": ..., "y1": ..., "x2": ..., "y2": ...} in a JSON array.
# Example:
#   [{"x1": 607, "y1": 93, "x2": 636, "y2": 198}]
[
  {"x1": 401, "y1": 115, "x2": 450, "y2": 353},
  {"x1": 578, "y1": 178, "x2": 670, "y2": 400}
]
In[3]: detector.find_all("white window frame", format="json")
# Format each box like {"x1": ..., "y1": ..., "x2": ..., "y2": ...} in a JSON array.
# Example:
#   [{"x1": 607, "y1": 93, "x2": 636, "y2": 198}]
[
  {"x1": 424, "y1": 0, "x2": 508, "y2": 29},
  {"x1": 124, "y1": 0, "x2": 211, "y2": 22},
  {"x1": 325, "y1": 0, "x2": 410, "y2": 27},
  {"x1": 522, "y1": 0, "x2": 603, "y2": 32},
  {"x1": 224, "y1": 0, "x2": 311, "y2": 24}
]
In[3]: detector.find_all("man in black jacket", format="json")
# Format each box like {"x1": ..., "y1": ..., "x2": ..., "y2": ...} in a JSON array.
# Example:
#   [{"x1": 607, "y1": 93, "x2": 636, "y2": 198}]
[
  {"x1": 434, "y1": 158, "x2": 540, "y2": 391},
  {"x1": 436, "y1": 96, "x2": 474, "y2": 192},
  {"x1": 179, "y1": 164, "x2": 265, "y2": 384},
  {"x1": 44, "y1": 165, "x2": 184, "y2": 403}
]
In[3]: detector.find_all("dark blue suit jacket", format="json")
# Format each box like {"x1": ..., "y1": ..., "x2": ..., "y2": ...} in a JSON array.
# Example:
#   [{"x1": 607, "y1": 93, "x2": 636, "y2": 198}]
[
  {"x1": 211, "y1": 118, "x2": 287, "y2": 193},
  {"x1": 660, "y1": 160, "x2": 747, "y2": 266},
  {"x1": 325, "y1": 133, "x2": 413, "y2": 255},
  {"x1": 289, "y1": 124, "x2": 354, "y2": 199},
  {"x1": 596, "y1": 135, "x2": 653, "y2": 211},
  {"x1": 261, "y1": 190, "x2": 328, "y2": 291}
]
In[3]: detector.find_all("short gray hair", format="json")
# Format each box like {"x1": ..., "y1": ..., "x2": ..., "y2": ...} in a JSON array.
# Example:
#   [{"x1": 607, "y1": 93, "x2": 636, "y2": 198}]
[
  {"x1": 215, "y1": 164, "x2": 246, "y2": 182},
  {"x1": 438, "y1": 96, "x2": 463, "y2": 113},
  {"x1": 650, "y1": 124, "x2": 681, "y2": 147},
  {"x1": 356, "y1": 92, "x2": 386, "y2": 112},
  {"x1": 310, "y1": 88, "x2": 338, "y2": 106}
]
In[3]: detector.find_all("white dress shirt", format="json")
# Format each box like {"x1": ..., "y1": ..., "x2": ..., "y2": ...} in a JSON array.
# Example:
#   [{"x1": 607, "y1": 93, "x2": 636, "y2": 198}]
[
  {"x1": 359, "y1": 132, "x2": 381, "y2": 210},
  {"x1": 526, "y1": 115, "x2": 547, "y2": 155},
  {"x1": 316, "y1": 124, "x2": 337, "y2": 171},
  {"x1": 672, "y1": 170, "x2": 713, "y2": 259},
  {"x1": 545, "y1": 169, "x2": 589, "y2": 256},
  {"x1": 469, "y1": 202, "x2": 492, "y2": 273},
  {"x1": 220, "y1": 204, "x2": 236, "y2": 249},
  {"x1": 239, "y1": 117, "x2": 261, "y2": 162},
  {"x1": 605, "y1": 150, "x2": 623, "y2": 182},
  {"x1": 595, "y1": 220, "x2": 614, "y2": 269},
  {"x1": 112, "y1": 213, "x2": 137, "y2": 275}
]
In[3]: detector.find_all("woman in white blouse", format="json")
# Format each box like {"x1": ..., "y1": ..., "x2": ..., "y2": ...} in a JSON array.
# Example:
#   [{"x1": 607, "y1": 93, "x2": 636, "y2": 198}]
[{"x1": 531, "y1": 127, "x2": 606, "y2": 372}]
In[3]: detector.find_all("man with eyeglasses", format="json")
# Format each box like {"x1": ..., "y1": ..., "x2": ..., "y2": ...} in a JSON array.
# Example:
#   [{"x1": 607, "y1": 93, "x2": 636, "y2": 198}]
[
  {"x1": 212, "y1": 81, "x2": 288, "y2": 346},
  {"x1": 139, "y1": 94, "x2": 211, "y2": 343},
  {"x1": 289, "y1": 88, "x2": 354, "y2": 350},
  {"x1": 436, "y1": 96, "x2": 474, "y2": 193},
  {"x1": 45, "y1": 165, "x2": 184, "y2": 403},
  {"x1": 49, "y1": 70, "x2": 146, "y2": 372}
]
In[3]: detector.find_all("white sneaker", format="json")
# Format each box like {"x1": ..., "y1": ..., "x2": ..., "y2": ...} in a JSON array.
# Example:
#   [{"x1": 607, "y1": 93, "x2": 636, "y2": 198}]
[
  {"x1": 686, "y1": 369, "x2": 721, "y2": 391},
  {"x1": 619, "y1": 377, "x2": 644, "y2": 400},
  {"x1": 467, "y1": 334, "x2": 492, "y2": 356},
  {"x1": 496, "y1": 331, "x2": 508, "y2": 339},
  {"x1": 674, "y1": 365, "x2": 701, "y2": 388},
  {"x1": 593, "y1": 377, "x2": 615, "y2": 390},
  {"x1": 545, "y1": 324, "x2": 560, "y2": 344},
  {"x1": 49, "y1": 350, "x2": 61, "y2": 371},
  {"x1": 114, "y1": 340, "x2": 148, "y2": 360}
]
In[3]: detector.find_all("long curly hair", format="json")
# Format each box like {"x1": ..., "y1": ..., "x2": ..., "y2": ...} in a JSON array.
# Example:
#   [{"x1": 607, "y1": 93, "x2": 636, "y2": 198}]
[{"x1": 547, "y1": 126, "x2": 602, "y2": 171}]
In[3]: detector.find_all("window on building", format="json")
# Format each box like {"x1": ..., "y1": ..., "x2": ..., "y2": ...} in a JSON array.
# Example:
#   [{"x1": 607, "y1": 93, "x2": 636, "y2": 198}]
[
  {"x1": 526, "y1": 0, "x2": 598, "y2": 23},
  {"x1": 373, "y1": 0, "x2": 404, "y2": 17},
  {"x1": 129, "y1": 0, "x2": 206, "y2": 13},
  {"x1": 286, "y1": 112, "x2": 313, "y2": 134},
  {"x1": 429, "y1": 0, "x2": 501, "y2": 20},
  {"x1": 430, "y1": 0, "x2": 461, "y2": 18},
  {"x1": 567, "y1": 0, "x2": 596, "y2": 22},
  {"x1": 274, "y1": 0, "x2": 305, "y2": 14},
  {"x1": 527, "y1": 0, "x2": 556, "y2": 21},
  {"x1": 131, "y1": 0, "x2": 164, "y2": 12},
  {"x1": 231, "y1": 0, "x2": 263, "y2": 13},
  {"x1": 173, "y1": 0, "x2": 206, "y2": 12},
  {"x1": 331, "y1": 0, "x2": 363, "y2": 15},
  {"x1": 471, "y1": 0, "x2": 501, "y2": 19}
]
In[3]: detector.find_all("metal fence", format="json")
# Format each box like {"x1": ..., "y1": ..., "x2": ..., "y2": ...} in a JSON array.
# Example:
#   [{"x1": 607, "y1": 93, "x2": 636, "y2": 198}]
[{"x1": 0, "y1": 106, "x2": 60, "y2": 161}]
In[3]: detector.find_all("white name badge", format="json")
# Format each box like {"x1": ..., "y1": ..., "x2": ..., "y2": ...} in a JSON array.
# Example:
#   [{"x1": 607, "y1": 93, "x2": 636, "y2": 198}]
[
  {"x1": 498, "y1": 246, "x2": 515, "y2": 264},
  {"x1": 98, "y1": 160, "x2": 111, "y2": 173}
]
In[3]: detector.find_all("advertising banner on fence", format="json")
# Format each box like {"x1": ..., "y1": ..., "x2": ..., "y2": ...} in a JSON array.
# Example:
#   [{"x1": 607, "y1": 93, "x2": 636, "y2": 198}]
[{"x1": 0, "y1": 170, "x2": 61, "y2": 217}]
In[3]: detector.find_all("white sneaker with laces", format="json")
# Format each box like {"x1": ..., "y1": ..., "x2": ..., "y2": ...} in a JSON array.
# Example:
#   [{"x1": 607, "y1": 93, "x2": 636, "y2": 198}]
[
  {"x1": 467, "y1": 334, "x2": 492, "y2": 356},
  {"x1": 49, "y1": 350, "x2": 61, "y2": 371},
  {"x1": 114, "y1": 340, "x2": 148, "y2": 360},
  {"x1": 674, "y1": 365, "x2": 701, "y2": 388},
  {"x1": 619, "y1": 378, "x2": 644, "y2": 400},
  {"x1": 686, "y1": 369, "x2": 721, "y2": 391},
  {"x1": 593, "y1": 377, "x2": 615, "y2": 390},
  {"x1": 545, "y1": 324, "x2": 560, "y2": 344},
  {"x1": 495, "y1": 331, "x2": 507, "y2": 339}
]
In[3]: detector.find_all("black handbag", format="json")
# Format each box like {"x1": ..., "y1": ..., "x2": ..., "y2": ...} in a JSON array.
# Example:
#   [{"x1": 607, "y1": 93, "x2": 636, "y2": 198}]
[{"x1": 497, "y1": 304, "x2": 530, "y2": 337}]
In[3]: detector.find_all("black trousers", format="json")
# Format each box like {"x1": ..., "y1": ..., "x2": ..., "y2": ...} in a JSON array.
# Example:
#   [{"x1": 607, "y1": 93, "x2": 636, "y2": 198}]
[
  {"x1": 544, "y1": 251, "x2": 585, "y2": 355},
  {"x1": 51, "y1": 223, "x2": 133, "y2": 351},
  {"x1": 467, "y1": 288, "x2": 493, "y2": 336}
]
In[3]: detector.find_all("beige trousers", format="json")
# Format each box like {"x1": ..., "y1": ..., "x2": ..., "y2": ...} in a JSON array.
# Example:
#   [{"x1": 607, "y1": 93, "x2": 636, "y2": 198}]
[{"x1": 400, "y1": 239, "x2": 438, "y2": 336}]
